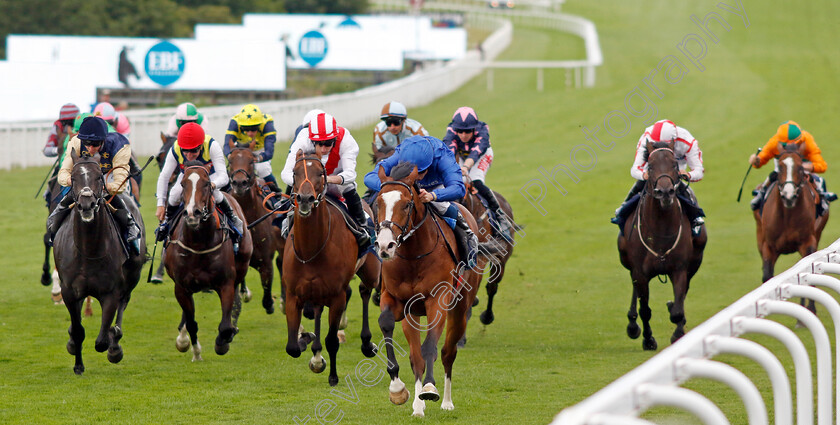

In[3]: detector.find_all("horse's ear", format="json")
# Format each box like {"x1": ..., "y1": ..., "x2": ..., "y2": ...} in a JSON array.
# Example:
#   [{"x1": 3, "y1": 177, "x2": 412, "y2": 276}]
[
  {"x1": 160, "y1": 132, "x2": 166, "y2": 144},
  {"x1": 797, "y1": 142, "x2": 807, "y2": 156},
  {"x1": 71, "y1": 147, "x2": 79, "y2": 163},
  {"x1": 248, "y1": 140, "x2": 257, "y2": 151},
  {"x1": 204, "y1": 163, "x2": 212, "y2": 173},
  {"x1": 645, "y1": 138, "x2": 654, "y2": 154},
  {"x1": 296, "y1": 149, "x2": 304, "y2": 161},
  {"x1": 378, "y1": 163, "x2": 389, "y2": 182},
  {"x1": 668, "y1": 139, "x2": 676, "y2": 151},
  {"x1": 408, "y1": 165, "x2": 419, "y2": 182}
]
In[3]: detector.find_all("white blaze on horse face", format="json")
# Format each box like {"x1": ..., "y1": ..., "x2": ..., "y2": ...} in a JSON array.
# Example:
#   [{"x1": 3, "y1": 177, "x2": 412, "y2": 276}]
[
  {"x1": 185, "y1": 173, "x2": 201, "y2": 215},
  {"x1": 381, "y1": 191, "x2": 401, "y2": 222},
  {"x1": 376, "y1": 191, "x2": 402, "y2": 256},
  {"x1": 781, "y1": 157, "x2": 796, "y2": 201}
]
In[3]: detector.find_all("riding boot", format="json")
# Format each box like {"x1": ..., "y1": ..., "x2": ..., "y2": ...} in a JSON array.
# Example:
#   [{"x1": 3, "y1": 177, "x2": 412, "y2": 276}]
[
  {"x1": 473, "y1": 180, "x2": 513, "y2": 241},
  {"x1": 344, "y1": 189, "x2": 372, "y2": 249},
  {"x1": 47, "y1": 192, "x2": 74, "y2": 243},
  {"x1": 217, "y1": 197, "x2": 244, "y2": 235},
  {"x1": 611, "y1": 179, "x2": 646, "y2": 224},
  {"x1": 677, "y1": 182, "x2": 706, "y2": 236},
  {"x1": 109, "y1": 195, "x2": 141, "y2": 255},
  {"x1": 453, "y1": 211, "x2": 478, "y2": 269}
]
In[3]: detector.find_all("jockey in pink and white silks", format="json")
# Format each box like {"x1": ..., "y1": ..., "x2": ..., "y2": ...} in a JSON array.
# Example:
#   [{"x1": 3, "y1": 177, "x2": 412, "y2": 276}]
[
  {"x1": 280, "y1": 112, "x2": 372, "y2": 248},
  {"x1": 611, "y1": 119, "x2": 706, "y2": 236},
  {"x1": 441, "y1": 106, "x2": 513, "y2": 240}
]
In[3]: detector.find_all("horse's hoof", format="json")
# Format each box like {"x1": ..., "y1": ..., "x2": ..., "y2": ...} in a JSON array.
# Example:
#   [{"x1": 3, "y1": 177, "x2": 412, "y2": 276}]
[
  {"x1": 286, "y1": 344, "x2": 301, "y2": 359},
  {"x1": 309, "y1": 356, "x2": 327, "y2": 373},
  {"x1": 277, "y1": 298, "x2": 285, "y2": 313},
  {"x1": 41, "y1": 273, "x2": 51, "y2": 287},
  {"x1": 627, "y1": 322, "x2": 641, "y2": 339},
  {"x1": 390, "y1": 387, "x2": 410, "y2": 405},
  {"x1": 73, "y1": 365, "x2": 84, "y2": 375},
  {"x1": 339, "y1": 314, "x2": 348, "y2": 330},
  {"x1": 441, "y1": 400, "x2": 455, "y2": 411},
  {"x1": 329, "y1": 375, "x2": 339, "y2": 387},
  {"x1": 215, "y1": 343, "x2": 230, "y2": 356},
  {"x1": 472, "y1": 296, "x2": 480, "y2": 307},
  {"x1": 419, "y1": 383, "x2": 440, "y2": 402},
  {"x1": 479, "y1": 310, "x2": 494, "y2": 325},
  {"x1": 671, "y1": 330, "x2": 685, "y2": 344},
  {"x1": 264, "y1": 299, "x2": 274, "y2": 315},
  {"x1": 107, "y1": 347, "x2": 123, "y2": 363},
  {"x1": 297, "y1": 332, "x2": 315, "y2": 352},
  {"x1": 240, "y1": 287, "x2": 252, "y2": 303},
  {"x1": 457, "y1": 336, "x2": 466, "y2": 348},
  {"x1": 372, "y1": 292, "x2": 381, "y2": 307},
  {"x1": 66, "y1": 339, "x2": 76, "y2": 356},
  {"x1": 642, "y1": 337, "x2": 658, "y2": 351},
  {"x1": 175, "y1": 337, "x2": 190, "y2": 353},
  {"x1": 338, "y1": 330, "x2": 346, "y2": 344},
  {"x1": 150, "y1": 275, "x2": 163, "y2": 284},
  {"x1": 361, "y1": 342, "x2": 378, "y2": 358},
  {"x1": 94, "y1": 340, "x2": 108, "y2": 353}
]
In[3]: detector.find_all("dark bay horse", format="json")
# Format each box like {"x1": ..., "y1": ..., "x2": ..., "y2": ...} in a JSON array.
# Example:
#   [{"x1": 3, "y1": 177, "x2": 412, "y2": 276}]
[
  {"x1": 149, "y1": 132, "x2": 178, "y2": 283},
  {"x1": 282, "y1": 151, "x2": 380, "y2": 386},
  {"x1": 164, "y1": 163, "x2": 253, "y2": 361},
  {"x1": 617, "y1": 141, "x2": 707, "y2": 350},
  {"x1": 461, "y1": 178, "x2": 518, "y2": 326},
  {"x1": 373, "y1": 163, "x2": 485, "y2": 417},
  {"x1": 228, "y1": 144, "x2": 283, "y2": 314},
  {"x1": 754, "y1": 143, "x2": 828, "y2": 314},
  {"x1": 52, "y1": 150, "x2": 147, "y2": 374}
]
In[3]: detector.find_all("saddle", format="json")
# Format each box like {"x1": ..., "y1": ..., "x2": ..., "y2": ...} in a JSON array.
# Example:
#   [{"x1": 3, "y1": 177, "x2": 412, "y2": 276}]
[
  {"x1": 324, "y1": 194, "x2": 376, "y2": 258},
  {"x1": 159, "y1": 204, "x2": 240, "y2": 247},
  {"x1": 614, "y1": 188, "x2": 702, "y2": 236}
]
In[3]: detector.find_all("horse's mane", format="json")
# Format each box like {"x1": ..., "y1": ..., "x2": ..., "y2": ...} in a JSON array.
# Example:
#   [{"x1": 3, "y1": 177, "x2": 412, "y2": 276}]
[
  {"x1": 389, "y1": 161, "x2": 416, "y2": 181},
  {"x1": 369, "y1": 145, "x2": 395, "y2": 165}
]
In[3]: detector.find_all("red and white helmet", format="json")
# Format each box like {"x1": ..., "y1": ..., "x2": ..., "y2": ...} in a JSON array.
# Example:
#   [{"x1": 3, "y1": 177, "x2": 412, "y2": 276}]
[
  {"x1": 649, "y1": 119, "x2": 677, "y2": 143},
  {"x1": 309, "y1": 113, "x2": 338, "y2": 141}
]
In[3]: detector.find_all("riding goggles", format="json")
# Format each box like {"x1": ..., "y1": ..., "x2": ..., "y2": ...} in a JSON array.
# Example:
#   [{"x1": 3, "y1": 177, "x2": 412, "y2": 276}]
[
  {"x1": 240, "y1": 125, "x2": 260, "y2": 132},
  {"x1": 314, "y1": 138, "x2": 336, "y2": 148},
  {"x1": 383, "y1": 117, "x2": 403, "y2": 127}
]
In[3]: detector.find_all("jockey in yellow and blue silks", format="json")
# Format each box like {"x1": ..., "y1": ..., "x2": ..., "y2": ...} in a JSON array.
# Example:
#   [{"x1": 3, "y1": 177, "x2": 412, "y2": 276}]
[
  {"x1": 155, "y1": 123, "x2": 243, "y2": 243},
  {"x1": 224, "y1": 104, "x2": 280, "y2": 192},
  {"x1": 364, "y1": 135, "x2": 478, "y2": 265},
  {"x1": 47, "y1": 116, "x2": 141, "y2": 254}
]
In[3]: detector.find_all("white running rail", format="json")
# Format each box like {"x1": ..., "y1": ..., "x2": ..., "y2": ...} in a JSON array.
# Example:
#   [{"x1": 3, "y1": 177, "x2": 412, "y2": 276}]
[{"x1": 552, "y1": 237, "x2": 840, "y2": 425}]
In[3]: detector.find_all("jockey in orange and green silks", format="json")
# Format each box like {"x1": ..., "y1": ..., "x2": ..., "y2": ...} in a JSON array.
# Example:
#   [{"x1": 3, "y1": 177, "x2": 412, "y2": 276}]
[{"x1": 749, "y1": 120, "x2": 836, "y2": 214}]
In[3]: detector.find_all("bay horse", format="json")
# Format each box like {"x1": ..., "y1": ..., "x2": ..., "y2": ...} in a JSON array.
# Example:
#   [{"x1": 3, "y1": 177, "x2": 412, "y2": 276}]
[
  {"x1": 164, "y1": 163, "x2": 253, "y2": 361},
  {"x1": 149, "y1": 132, "x2": 178, "y2": 283},
  {"x1": 52, "y1": 150, "x2": 147, "y2": 374},
  {"x1": 228, "y1": 143, "x2": 283, "y2": 314},
  {"x1": 461, "y1": 177, "x2": 518, "y2": 327},
  {"x1": 374, "y1": 163, "x2": 485, "y2": 417},
  {"x1": 754, "y1": 142, "x2": 829, "y2": 314},
  {"x1": 282, "y1": 150, "x2": 380, "y2": 386},
  {"x1": 617, "y1": 141, "x2": 707, "y2": 351}
]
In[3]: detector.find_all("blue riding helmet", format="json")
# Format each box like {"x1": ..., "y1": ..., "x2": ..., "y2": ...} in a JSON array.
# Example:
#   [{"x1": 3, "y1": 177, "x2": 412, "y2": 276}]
[
  {"x1": 77, "y1": 116, "x2": 108, "y2": 141},
  {"x1": 398, "y1": 136, "x2": 435, "y2": 171},
  {"x1": 450, "y1": 106, "x2": 479, "y2": 131}
]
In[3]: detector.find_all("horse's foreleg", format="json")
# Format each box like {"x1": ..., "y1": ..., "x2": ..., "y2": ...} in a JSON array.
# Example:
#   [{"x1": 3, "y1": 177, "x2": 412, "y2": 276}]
[
  {"x1": 761, "y1": 246, "x2": 779, "y2": 283},
  {"x1": 275, "y1": 255, "x2": 285, "y2": 312},
  {"x1": 107, "y1": 300, "x2": 126, "y2": 363},
  {"x1": 64, "y1": 296, "x2": 86, "y2": 375},
  {"x1": 325, "y1": 298, "x2": 345, "y2": 386},
  {"x1": 285, "y1": 292, "x2": 303, "y2": 358},
  {"x1": 633, "y1": 274, "x2": 656, "y2": 351},
  {"x1": 95, "y1": 296, "x2": 118, "y2": 353},
  {"x1": 309, "y1": 305, "x2": 327, "y2": 374},
  {"x1": 260, "y1": 259, "x2": 275, "y2": 314},
  {"x1": 379, "y1": 293, "x2": 409, "y2": 405},
  {"x1": 419, "y1": 298, "x2": 448, "y2": 404},
  {"x1": 626, "y1": 287, "x2": 641, "y2": 339},
  {"x1": 174, "y1": 285, "x2": 201, "y2": 361},
  {"x1": 440, "y1": 297, "x2": 470, "y2": 412},
  {"x1": 401, "y1": 315, "x2": 427, "y2": 417},
  {"x1": 358, "y1": 283, "x2": 376, "y2": 357},
  {"x1": 215, "y1": 280, "x2": 238, "y2": 356},
  {"x1": 480, "y1": 262, "x2": 504, "y2": 325},
  {"x1": 668, "y1": 270, "x2": 689, "y2": 344},
  {"x1": 41, "y1": 232, "x2": 52, "y2": 286}
]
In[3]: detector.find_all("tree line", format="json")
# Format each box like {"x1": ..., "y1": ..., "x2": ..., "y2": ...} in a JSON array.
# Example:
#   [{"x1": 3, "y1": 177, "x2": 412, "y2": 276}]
[{"x1": 0, "y1": 0, "x2": 369, "y2": 59}]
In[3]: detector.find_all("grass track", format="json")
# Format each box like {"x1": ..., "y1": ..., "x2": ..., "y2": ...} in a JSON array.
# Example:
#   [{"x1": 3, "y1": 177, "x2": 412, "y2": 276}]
[{"x1": 1, "y1": 1, "x2": 840, "y2": 423}]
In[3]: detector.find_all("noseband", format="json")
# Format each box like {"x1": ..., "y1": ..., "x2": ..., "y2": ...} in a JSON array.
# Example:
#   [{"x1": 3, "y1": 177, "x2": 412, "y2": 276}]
[
  {"x1": 292, "y1": 155, "x2": 326, "y2": 207},
  {"x1": 71, "y1": 161, "x2": 105, "y2": 213},
  {"x1": 376, "y1": 180, "x2": 429, "y2": 247},
  {"x1": 228, "y1": 148, "x2": 256, "y2": 187},
  {"x1": 777, "y1": 154, "x2": 805, "y2": 200},
  {"x1": 184, "y1": 165, "x2": 214, "y2": 222}
]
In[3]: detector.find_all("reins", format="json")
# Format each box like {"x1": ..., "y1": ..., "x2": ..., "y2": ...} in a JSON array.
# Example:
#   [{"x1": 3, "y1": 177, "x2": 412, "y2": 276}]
[
  {"x1": 638, "y1": 146, "x2": 684, "y2": 262},
  {"x1": 289, "y1": 154, "x2": 331, "y2": 264}
]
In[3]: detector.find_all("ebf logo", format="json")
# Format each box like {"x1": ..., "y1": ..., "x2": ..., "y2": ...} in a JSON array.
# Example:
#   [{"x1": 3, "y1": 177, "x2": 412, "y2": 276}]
[
  {"x1": 298, "y1": 31, "x2": 328, "y2": 67},
  {"x1": 145, "y1": 41, "x2": 184, "y2": 86}
]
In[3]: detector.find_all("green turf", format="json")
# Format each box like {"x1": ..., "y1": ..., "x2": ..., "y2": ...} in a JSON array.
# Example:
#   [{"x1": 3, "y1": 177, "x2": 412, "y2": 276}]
[{"x1": 2, "y1": 1, "x2": 839, "y2": 423}]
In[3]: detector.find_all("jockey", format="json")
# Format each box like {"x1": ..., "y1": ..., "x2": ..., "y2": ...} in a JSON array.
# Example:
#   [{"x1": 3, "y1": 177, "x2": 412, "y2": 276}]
[
  {"x1": 441, "y1": 106, "x2": 513, "y2": 238},
  {"x1": 364, "y1": 135, "x2": 479, "y2": 266},
  {"x1": 47, "y1": 116, "x2": 141, "y2": 254},
  {"x1": 44, "y1": 103, "x2": 79, "y2": 158},
  {"x1": 224, "y1": 104, "x2": 280, "y2": 194},
  {"x1": 611, "y1": 119, "x2": 706, "y2": 236},
  {"x1": 280, "y1": 112, "x2": 371, "y2": 248},
  {"x1": 293, "y1": 108, "x2": 325, "y2": 140},
  {"x1": 164, "y1": 102, "x2": 209, "y2": 138},
  {"x1": 749, "y1": 120, "x2": 836, "y2": 214},
  {"x1": 372, "y1": 101, "x2": 428, "y2": 150},
  {"x1": 155, "y1": 123, "x2": 243, "y2": 243},
  {"x1": 94, "y1": 102, "x2": 131, "y2": 139}
]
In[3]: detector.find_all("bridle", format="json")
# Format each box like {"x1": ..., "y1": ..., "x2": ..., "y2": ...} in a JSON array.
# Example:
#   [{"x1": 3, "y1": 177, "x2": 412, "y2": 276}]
[
  {"x1": 376, "y1": 180, "x2": 430, "y2": 249},
  {"x1": 777, "y1": 152, "x2": 805, "y2": 201},
  {"x1": 183, "y1": 165, "x2": 214, "y2": 222},
  {"x1": 291, "y1": 154, "x2": 326, "y2": 208},
  {"x1": 646, "y1": 147, "x2": 681, "y2": 200},
  {"x1": 638, "y1": 146, "x2": 683, "y2": 260},
  {"x1": 228, "y1": 147, "x2": 256, "y2": 188},
  {"x1": 70, "y1": 160, "x2": 106, "y2": 215}
]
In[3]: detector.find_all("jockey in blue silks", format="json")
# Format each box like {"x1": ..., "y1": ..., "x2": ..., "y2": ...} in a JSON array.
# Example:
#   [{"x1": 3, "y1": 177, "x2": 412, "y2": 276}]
[{"x1": 364, "y1": 135, "x2": 478, "y2": 264}]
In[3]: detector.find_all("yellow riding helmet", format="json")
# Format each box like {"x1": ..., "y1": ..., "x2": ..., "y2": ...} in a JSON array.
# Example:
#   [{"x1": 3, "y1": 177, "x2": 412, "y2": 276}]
[{"x1": 237, "y1": 104, "x2": 265, "y2": 127}]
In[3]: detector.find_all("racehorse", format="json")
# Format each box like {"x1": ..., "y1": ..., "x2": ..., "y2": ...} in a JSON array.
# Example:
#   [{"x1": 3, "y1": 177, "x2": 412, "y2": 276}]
[
  {"x1": 282, "y1": 151, "x2": 380, "y2": 386},
  {"x1": 228, "y1": 143, "x2": 283, "y2": 314},
  {"x1": 461, "y1": 177, "x2": 517, "y2": 326},
  {"x1": 617, "y1": 140, "x2": 707, "y2": 350},
  {"x1": 754, "y1": 143, "x2": 829, "y2": 314},
  {"x1": 149, "y1": 132, "x2": 178, "y2": 283},
  {"x1": 52, "y1": 150, "x2": 147, "y2": 374},
  {"x1": 164, "y1": 163, "x2": 253, "y2": 361},
  {"x1": 373, "y1": 163, "x2": 485, "y2": 417}
]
